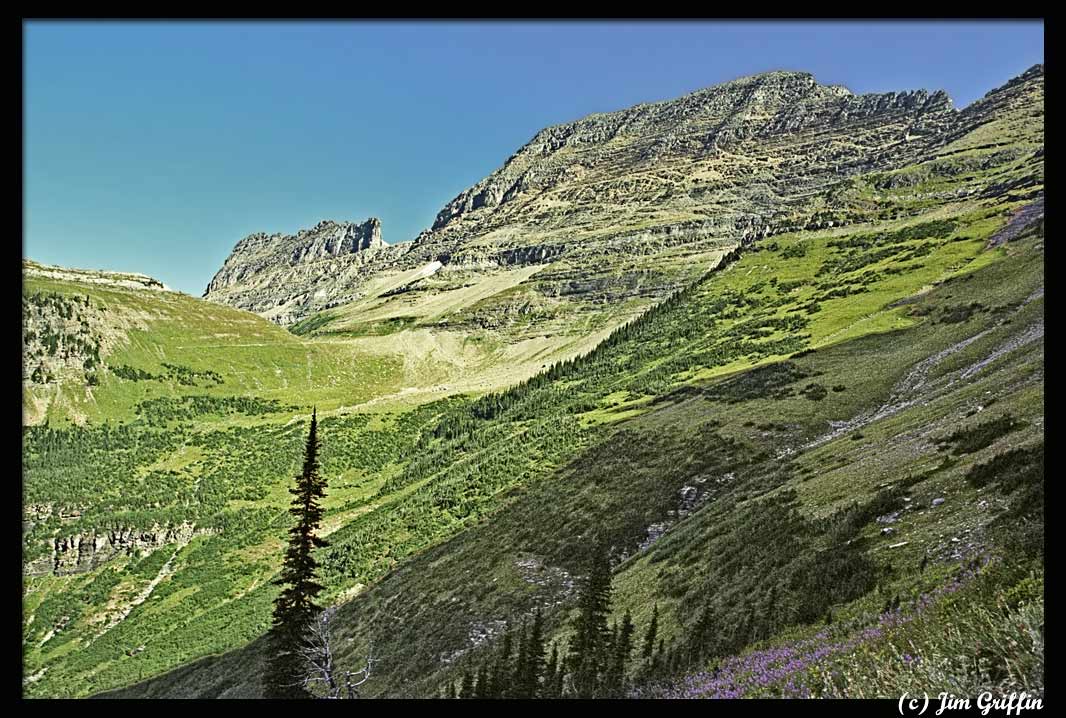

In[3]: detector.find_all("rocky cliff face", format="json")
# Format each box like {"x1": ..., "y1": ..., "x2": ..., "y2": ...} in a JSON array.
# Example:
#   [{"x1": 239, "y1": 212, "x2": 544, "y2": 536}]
[
  {"x1": 24, "y1": 520, "x2": 216, "y2": 576},
  {"x1": 428, "y1": 72, "x2": 952, "y2": 231},
  {"x1": 24, "y1": 260, "x2": 173, "y2": 292},
  {"x1": 22, "y1": 261, "x2": 180, "y2": 425},
  {"x1": 203, "y1": 67, "x2": 1043, "y2": 329},
  {"x1": 203, "y1": 218, "x2": 399, "y2": 325}
]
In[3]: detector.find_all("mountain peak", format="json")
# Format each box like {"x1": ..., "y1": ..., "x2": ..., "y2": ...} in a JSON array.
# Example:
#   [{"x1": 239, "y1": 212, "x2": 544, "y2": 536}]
[
  {"x1": 428, "y1": 69, "x2": 958, "y2": 231},
  {"x1": 203, "y1": 216, "x2": 394, "y2": 324},
  {"x1": 201, "y1": 65, "x2": 1040, "y2": 329}
]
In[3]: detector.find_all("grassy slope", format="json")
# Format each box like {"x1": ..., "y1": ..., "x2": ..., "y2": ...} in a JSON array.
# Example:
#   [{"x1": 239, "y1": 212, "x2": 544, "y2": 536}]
[
  {"x1": 22, "y1": 249, "x2": 709, "y2": 698},
  {"x1": 29, "y1": 70, "x2": 1043, "y2": 699},
  {"x1": 22, "y1": 275, "x2": 404, "y2": 425},
  {"x1": 103, "y1": 190, "x2": 1042, "y2": 698}
]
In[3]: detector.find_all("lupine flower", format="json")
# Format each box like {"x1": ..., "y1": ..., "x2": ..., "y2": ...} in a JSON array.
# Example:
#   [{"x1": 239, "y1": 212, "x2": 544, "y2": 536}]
[{"x1": 644, "y1": 567, "x2": 980, "y2": 699}]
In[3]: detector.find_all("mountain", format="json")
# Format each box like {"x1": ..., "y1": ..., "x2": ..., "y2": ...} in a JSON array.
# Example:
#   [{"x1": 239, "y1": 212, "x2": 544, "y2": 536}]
[
  {"x1": 23, "y1": 65, "x2": 1043, "y2": 699},
  {"x1": 201, "y1": 70, "x2": 980, "y2": 337}
]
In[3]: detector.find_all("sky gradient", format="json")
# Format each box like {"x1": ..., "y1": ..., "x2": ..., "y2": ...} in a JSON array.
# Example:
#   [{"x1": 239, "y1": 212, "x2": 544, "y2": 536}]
[{"x1": 24, "y1": 20, "x2": 1044, "y2": 295}]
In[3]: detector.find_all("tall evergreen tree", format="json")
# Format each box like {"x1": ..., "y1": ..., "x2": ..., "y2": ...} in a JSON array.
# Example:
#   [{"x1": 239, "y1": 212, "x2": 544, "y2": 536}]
[
  {"x1": 543, "y1": 642, "x2": 561, "y2": 698},
  {"x1": 605, "y1": 609, "x2": 635, "y2": 697},
  {"x1": 642, "y1": 603, "x2": 659, "y2": 661},
  {"x1": 473, "y1": 664, "x2": 490, "y2": 699},
  {"x1": 491, "y1": 624, "x2": 514, "y2": 698},
  {"x1": 566, "y1": 544, "x2": 613, "y2": 697},
  {"x1": 265, "y1": 409, "x2": 329, "y2": 698},
  {"x1": 514, "y1": 608, "x2": 546, "y2": 698},
  {"x1": 526, "y1": 608, "x2": 546, "y2": 697},
  {"x1": 458, "y1": 670, "x2": 474, "y2": 699}
]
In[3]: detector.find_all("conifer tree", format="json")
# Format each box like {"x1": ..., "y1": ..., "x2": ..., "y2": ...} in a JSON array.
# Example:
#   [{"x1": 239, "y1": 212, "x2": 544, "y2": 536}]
[
  {"x1": 526, "y1": 608, "x2": 546, "y2": 697},
  {"x1": 458, "y1": 670, "x2": 474, "y2": 699},
  {"x1": 491, "y1": 624, "x2": 514, "y2": 698},
  {"x1": 543, "y1": 642, "x2": 560, "y2": 698},
  {"x1": 514, "y1": 608, "x2": 546, "y2": 697},
  {"x1": 605, "y1": 609, "x2": 635, "y2": 697},
  {"x1": 567, "y1": 544, "x2": 613, "y2": 697},
  {"x1": 474, "y1": 664, "x2": 490, "y2": 699},
  {"x1": 265, "y1": 409, "x2": 329, "y2": 698},
  {"x1": 513, "y1": 622, "x2": 530, "y2": 697},
  {"x1": 642, "y1": 603, "x2": 659, "y2": 660}
]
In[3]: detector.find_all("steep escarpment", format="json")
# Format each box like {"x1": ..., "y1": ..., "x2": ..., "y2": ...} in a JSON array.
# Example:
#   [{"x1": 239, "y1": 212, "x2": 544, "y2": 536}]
[
  {"x1": 23, "y1": 511, "x2": 215, "y2": 577},
  {"x1": 22, "y1": 261, "x2": 180, "y2": 424},
  {"x1": 400, "y1": 69, "x2": 960, "y2": 276},
  {"x1": 427, "y1": 71, "x2": 952, "y2": 231}
]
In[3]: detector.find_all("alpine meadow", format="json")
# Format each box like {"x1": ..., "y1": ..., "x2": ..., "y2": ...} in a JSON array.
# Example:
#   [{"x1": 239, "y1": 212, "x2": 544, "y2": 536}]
[{"x1": 22, "y1": 30, "x2": 1044, "y2": 703}]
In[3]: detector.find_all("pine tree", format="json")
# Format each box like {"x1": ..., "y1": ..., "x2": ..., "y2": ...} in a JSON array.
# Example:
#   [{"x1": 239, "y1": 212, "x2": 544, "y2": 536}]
[
  {"x1": 512, "y1": 622, "x2": 530, "y2": 698},
  {"x1": 265, "y1": 409, "x2": 329, "y2": 698},
  {"x1": 473, "y1": 664, "x2": 490, "y2": 699},
  {"x1": 491, "y1": 624, "x2": 514, "y2": 698},
  {"x1": 514, "y1": 608, "x2": 546, "y2": 697},
  {"x1": 543, "y1": 642, "x2": 560, "y2": 698},
  {"x1": 458, "y1": 670, "x2": 474, "y2": 699},
  {"x1": 604, "y1": 609, "x2": 634, "y2": 697},
  {"x1": 526, "y1": 608, "x2": 546, "y2": 697},
  {"x1": 653, "y1": 637, "x2": 665, "y2": 677},
  {"x1": 642, "y1": 603, "x2": 659, "y2": 660},
  {"x1": 567, "y1": 544, "x2": 613, "y2": 697}
]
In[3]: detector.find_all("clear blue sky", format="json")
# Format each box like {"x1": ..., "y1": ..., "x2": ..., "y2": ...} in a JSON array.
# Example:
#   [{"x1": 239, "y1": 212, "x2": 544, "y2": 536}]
[{"x1": 24, "y1": 20, "x2": 1043, "y2": 295}]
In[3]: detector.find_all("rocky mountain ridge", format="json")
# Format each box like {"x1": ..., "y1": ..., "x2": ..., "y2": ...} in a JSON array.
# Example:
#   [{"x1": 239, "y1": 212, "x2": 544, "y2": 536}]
[
  {"x1": 202, "y1": 67, "x2": 1041, "y2": 330},
  {"x1": 427, "y1": 71, "x2": 953, "y2": 230}
]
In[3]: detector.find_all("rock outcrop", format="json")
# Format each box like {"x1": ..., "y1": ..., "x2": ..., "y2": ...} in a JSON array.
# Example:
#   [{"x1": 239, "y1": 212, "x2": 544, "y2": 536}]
[
  {"x1": 23, "y1": 260, "x2": 173, "y2": 293},
  {"x1": 24, "y1": 522, "x2": 216, "y2": 576},
  {"x1": 203, "y1": 218, "x2": 403, "y2": 325}
]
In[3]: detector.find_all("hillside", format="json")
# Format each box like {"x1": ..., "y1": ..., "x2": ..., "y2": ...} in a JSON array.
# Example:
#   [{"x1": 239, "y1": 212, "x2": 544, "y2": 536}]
[
  {"x1": 23, "y1": 65, "x2": 1043, "y2": 699},
  {"x1": 108, "y1": 190, "x2": 1044, "y2": 699},
  {"x1": 22, "y1": 258, "x2": 629, "y2": 697}
]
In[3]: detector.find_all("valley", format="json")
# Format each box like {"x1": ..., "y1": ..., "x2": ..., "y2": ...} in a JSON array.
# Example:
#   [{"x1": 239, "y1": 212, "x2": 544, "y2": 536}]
[{"x1": 22, "y1": 64, "x2": 1043, "y2": 700}]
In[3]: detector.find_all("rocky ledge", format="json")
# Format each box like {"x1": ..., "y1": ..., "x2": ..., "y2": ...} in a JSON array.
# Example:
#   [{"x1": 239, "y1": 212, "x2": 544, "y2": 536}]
[{"x1": 24, "y1": 522, "x2": 218, "y2": 576}]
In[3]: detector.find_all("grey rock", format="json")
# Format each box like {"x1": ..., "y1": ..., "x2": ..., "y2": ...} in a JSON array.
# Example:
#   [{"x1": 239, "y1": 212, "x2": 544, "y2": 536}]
[{"x1": 28, "y1": 522, "x2": 217, "y2": 577}]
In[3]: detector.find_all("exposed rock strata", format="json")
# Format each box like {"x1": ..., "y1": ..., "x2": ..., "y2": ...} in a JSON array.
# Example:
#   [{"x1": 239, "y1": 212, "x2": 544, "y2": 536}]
[{"x1": 24, "y1": 522, "x2": 217, "y2": 577}]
